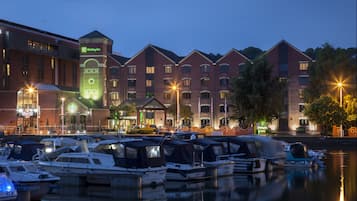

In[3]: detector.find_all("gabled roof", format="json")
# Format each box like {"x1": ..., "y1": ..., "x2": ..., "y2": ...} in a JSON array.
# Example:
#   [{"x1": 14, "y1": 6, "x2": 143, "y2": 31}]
[
  {"x1": 179, "y1": 50, "x2": 215, "y2": 64},
  {"x1": 125, "y1": 44, "x2": 181, "y2": 65},
  {"x1": 110, "y1": 54, "x2": 130, "y2": 65},
  {"x1": 216, "y1": 48, "x2": 251, "y2": 63},
  {"x1": 264, "y1": 40, "x2": 312, "y2": 61},
  {"x1": 197, "y1": 51, "x2": 223, "y2": 63},
  {"x1": 120, "y1": 97, "x2": 167, "y2": 110},
  {"x1": 80, "y1": 30, "x2": 112, "y2": 41}
]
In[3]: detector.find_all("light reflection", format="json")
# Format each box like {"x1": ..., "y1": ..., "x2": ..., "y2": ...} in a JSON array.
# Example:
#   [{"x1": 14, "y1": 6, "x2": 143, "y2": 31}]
[{"x1": 339, "y1": 150, "x2": 344, "y2": 201}]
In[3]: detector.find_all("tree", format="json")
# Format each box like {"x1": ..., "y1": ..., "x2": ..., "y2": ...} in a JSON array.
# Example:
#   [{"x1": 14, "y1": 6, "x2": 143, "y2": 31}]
[
  {"x1": 240, "y1": 46, "x2": 264, "y2": 60},
  {"x1": 167, "y1": 103, "x2": 193, "y2": 123},
  {"x1": 344, "y1": 95, "x2": 357, "y2": 126},
  {"x1": 304, "y1": 44, "x2": 357, "y2": 103},
  {"x1": 231, "y1": 57, "x2": 286, "y2": 133},
  {"x1": 304, "y1": 96, "x2": 347, "y2": 135}
]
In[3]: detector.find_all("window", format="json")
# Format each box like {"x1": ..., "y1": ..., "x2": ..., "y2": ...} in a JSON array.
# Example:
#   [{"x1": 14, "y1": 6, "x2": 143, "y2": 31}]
[
  {"x1": 146, "y1": 146, "x2": 161, "y2": 158},
  {"x1": 163, "y1": 92, "x2": 171, "y2": 100},
  {"x1": 299, "y1": 118, "x2": 309, "y2": 126},
  {"x1": 146, "y1": 66, "x2": 155, "y2": 74},
  {"x1": 298, "y1": 75, "x2": 309, "y2": 85},
  {"x1": 219, "y1": 64, "x2": 229, "y2": 73},
  {"x1": 201, "y1": 77, "x2": 209, "y2": 87},
  {"x1": 299, "y1": 62, "x2": 309, "y2": 71},
  {"x1": 239, "y1": 63, "x2": 246, "y2": 74},
  {"x1": 126, "y1": 147, "x2": 138, "y2": 159},
  {"x1": 298, "y1": 89, "x2": 304, "y2": 99},
  {"x1": 200, "y1": 64, "x2": 210, "y2": 73},
  {"x1": 164, "y1": 65, "x2": 172, "y2": 74},
  {"x1": 146, "y1": 80, "x2": 152, "y2": 87},
  {"x1": 219, "y1": 91, "x2": 229, "y2": 99},
  {"x1": 128, "y1": 79, "x2": 136, "y2": 87},
  {"x1": 146, "y1": 91, "x2": 154, "y2": 98},
  {"x1": 201, "y1": 106, "x2": 210, "y2": 113},
  {"x1": 219, "y1": 105, "x2": 229, "y2": 112},
  {"x1": 50, "y1": 57, "x2": 55, "y2": 69},
  {"x1": 182, "y1": 92, "x2": 191, "y2": 100},
  {"x1": 110, "y1": 92, "x2": 119, "y2": 101},
  {"x1": 200, "y1": 119, "x2": 210, "y2": 128},
  {"x1": 109, "y1": 67, "x2": 119, "y2": 75},
  {"x1": 111, "y1": 80, "x2": 118, "y2": 88},
  {"x1": 2, "y1": 49, "x2": 5, "y2": 60},
  {"x1": 93, "y1": 159, "x2": 101, "y2": 165},
  {"x1": 6, "y1": 64, "x2": 10, "y2": 76},
  {"x1": 200, "y1": 92, "x2": 210, "y2": 99},
  {"x1": 279, "y1": 64, "x2": 288, "y2": 77},
  {"x1": 163, "y1": 79, "x2": 171, "y2": 86},
  {"x1": 298, "y1": 103, "x2": 305, "y2": 113},
  {"x1": 128, "y1": 66, "x2": 136, "y2": 74},
  {"x1": 183, "y1": 79, "x2": 191, "y2": 87},
  {"x1": 128, "y1": 92, "x2": 136, "y2": 100},
  {"x1": 219, "y1": 78, "x2": 229, "y2": 87},
  {"x1": 219, "y1": 118, "x2": 229, "y2": 127},
  {"x1": 181, "y1": 65, "x2": 191, "y2": 74}
]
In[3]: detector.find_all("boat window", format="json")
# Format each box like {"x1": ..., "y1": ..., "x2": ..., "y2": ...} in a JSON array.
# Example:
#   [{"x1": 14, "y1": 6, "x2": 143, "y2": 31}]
[
  {"x1": 126, "y1": 147, "x2": 137, "y2": 159},
  {"x1": 220, "y1": 142, "x2": 228, "y2": 153},
  {"x1": 92, "y1": 158, "x2": 101, "y2": 165},
  {"x1": 0, "y1": 167, "x2": 8, "y2": 174},
  {"x1": 113, "y1": 144, "x2": 125, "y2": 158},
  {"x1": 10, "y1": 166, "x2": 26, "y2": 172},
  {"x1": 229, "y1": 143, "x2": 240, "y2": 153},
  {"x1": 247, "y1": 143, "x2": 257, "y2": 155},
  {"x1": 164, "y1": 146, "x2": 174, "y2": 156},
  {"x1": 146, "y1": 146, "x2": 161, "y2": 158},
  {"x1": 56, "y1": 157, "x2": 69, "y2": 162},
  {"x1": 13, "y1": 145, "x2": 22, "y2": 154},
  {"x1": 212, "y1": 146, "x2": 223, "y2": 155},
  {"x1": 70, "y1": 158, "x2": 90, "y2": 163}
]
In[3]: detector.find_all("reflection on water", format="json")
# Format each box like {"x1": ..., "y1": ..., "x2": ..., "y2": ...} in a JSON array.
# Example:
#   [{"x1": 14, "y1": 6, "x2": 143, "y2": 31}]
[{"x1": 16, "y1": 150, "x2": 357, "y2": 201}]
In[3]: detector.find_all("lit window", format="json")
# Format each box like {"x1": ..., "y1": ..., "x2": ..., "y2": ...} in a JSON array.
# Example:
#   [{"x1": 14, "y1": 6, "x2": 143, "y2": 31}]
[
  {"x1": 6, "y1": 64, "x2": 10, "y2": 76},
  {"x1": 183, "y1": 79, "x2": 191, "y2": 87},
  {"x1": 298, "y1": 89, "x2": 304, "y2": 99},
  {"x1": 110, "y1": 92, "x2": 119, "y2": 100},
  {"x1": 146, "y1": 80, "x2": 152, "y2": 87},
  {"x1": 219, "y1": 91, "x2": 228, "y2": 99},
  {"x1": 146, "y1": 66, "x2": 155, "y2": 74},
  {"x1": 128, "y1": 66, "x2": 136, "y2": 74},
  {"x1": 112, "y1": 80, "x2": 118, "y2": 88},
  {"x1": 51, "y1": 57, "x2": 55, "y2": 69},
  {"x1": 2, "y1": 49, "x2": 5, "y2": 60},
  {"x1": 164, "y1": 65, "x2": 172, "y2": 73},
  {"x1": 299, "y1": 62, "x2": 309, "y2": 71}
]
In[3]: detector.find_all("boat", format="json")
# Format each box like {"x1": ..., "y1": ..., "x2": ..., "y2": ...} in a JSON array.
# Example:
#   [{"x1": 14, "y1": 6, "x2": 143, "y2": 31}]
[
  {"x1": 283, "y1": 142, "x2": 324, "y2": 168},
  {"x1": 0, "y1": 160, "x2": 59, "y2": 200},
  {"x1": 6, "y1": 140, "x2": 44, "y2": 161},
  {"x1": 190, "y1": 138, "x2": 234, "y2": 177},
  {"x1": 0, "y1": 174, "x2": 17, "y2": 201},
  {"x1": 147, "y1": 137, "x2": 207, "y2": 181},
  {"x1": 39, "y1": 138, "x2": 167, "y2": 187},
  {"x1": 237, "y1": 135, "x2": 286, "y2": 171},
  {"x1": 211, "y1": 137, "x2": 267, "y2": 173}
]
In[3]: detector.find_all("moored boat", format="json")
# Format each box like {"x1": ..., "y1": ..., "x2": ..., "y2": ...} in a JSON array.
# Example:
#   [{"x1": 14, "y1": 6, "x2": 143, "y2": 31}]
[{"x1": 0, "y1": 174, "x2": 17, "y2": 201}]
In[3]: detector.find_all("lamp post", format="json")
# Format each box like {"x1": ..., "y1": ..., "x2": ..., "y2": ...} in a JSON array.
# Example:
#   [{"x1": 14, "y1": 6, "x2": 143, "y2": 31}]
[
  {"x1": 172, "y1": 84, "x2": 180, "y2": 129},
  {"x1": 337, "y1": 82, "x2": 343, "y2": 137},
  {"x1": 61, "y1": 97, "x2": 65, "y2": 135}
]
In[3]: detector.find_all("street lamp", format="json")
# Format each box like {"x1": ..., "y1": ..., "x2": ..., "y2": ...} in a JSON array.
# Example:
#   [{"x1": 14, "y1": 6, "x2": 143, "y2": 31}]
[
  {"x1": 61, "y1": 97, "x2": 65, "y2": 135},
  {"x1": 172, "y1": 84, "x2": 180, "y2": 129},
  {"x1": 337, "y1": 82, "x2": 343, "y2": 137}
]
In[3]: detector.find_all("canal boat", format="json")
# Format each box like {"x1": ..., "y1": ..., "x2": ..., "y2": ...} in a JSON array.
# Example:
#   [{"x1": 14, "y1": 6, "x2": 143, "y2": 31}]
[
  {"x1": 147, "y1": 137, "x2": 207, "y2": 181},
  {"x1": 191, "y1": 138, "x2": 234, "y2": 177},
  {"x1": 39, "y1": 138, "x2": 167, "y2": 187},
  {"x1": 212, "y1": 137, "x2": 267, "y2": 173},
  {"x1": 0, "y1": 160, "x2": 59, "y2": 200},
  {"x1": 0, "y1": 174, "x2": 17, "y2": 201},
  {"x1": 283, "y1": 142, "x2": 324, "y2": 168},
  {"x1": 237, "y1": 135, "x2": 286, "y2": 171}
]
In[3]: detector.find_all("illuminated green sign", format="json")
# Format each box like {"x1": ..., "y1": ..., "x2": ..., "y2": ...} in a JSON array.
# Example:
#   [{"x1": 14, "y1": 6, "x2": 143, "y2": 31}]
[{"x1": 81, "y1": 47, "x2": 101, "y2": 53}]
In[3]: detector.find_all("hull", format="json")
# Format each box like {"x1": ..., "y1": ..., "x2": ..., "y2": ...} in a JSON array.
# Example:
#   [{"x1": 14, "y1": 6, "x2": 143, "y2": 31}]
[
  {"x1": 204, "y1": 160, "x2": 235, "y2": 177},
  {"x1": 230, "y1": 157, "x2": 267, "y2": 173},
  {"x1": 166, "y1": 163, "x2": 206, "y2": 181},
  {"x1": 39, "y1": 161, "x2": 166, "y2": 186}
]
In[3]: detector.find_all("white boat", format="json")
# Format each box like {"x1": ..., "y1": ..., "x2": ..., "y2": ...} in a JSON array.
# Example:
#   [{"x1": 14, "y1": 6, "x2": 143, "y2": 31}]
[
  {"x1": 39, "y1": 139, "x2": 167, "y2": 187},
  {"x1": 0, "y1": 160, "x2": 59, "y2": 200},
  {"x1": 150, "y1": 138, "x2": 207, "y2": 181},
  {"x1": 213, "y1": 137, "x2": 267, "y2": 173},
  {"x1": 0, "y1": 174, "x2": 17, "y2": 201},
  {"x1": 191, "y1": 138, "x2": 234, "y2": 178}
]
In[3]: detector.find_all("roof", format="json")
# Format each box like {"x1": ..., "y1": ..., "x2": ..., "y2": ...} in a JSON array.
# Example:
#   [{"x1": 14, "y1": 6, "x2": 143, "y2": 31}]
[
  {"x1": 79, "y1": 30, "x2": 112, "y2": 41},
  {"x1": 197, "y1": 51, "x2": 223, "y2": 63},
  {"x1": 120, "y1": 97, "x2": 167, "y2": 110},
  {"x1": 216, "y1": 48, "x2": 251, "y2": 64},
  {"x1": 152, "y1": 45, "x2": 183, "y2": 63},
  {"x1": 264, "y1": 40, "x2": 313, "y2": 61},
  {"x1": 179, "y1": 50, "x2": 217, "y2": 64},
  {"x1": 0, "y1": 19, "x2": 78, "y2": 43},
  {"x1": 111, "y1": 54, "x2": 130, "y2": 65}
]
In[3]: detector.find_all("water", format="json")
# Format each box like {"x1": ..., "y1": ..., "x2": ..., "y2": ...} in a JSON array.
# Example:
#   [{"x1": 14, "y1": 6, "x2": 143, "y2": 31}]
[{"x1": 18, "y1": 149, "x2": 357, "y2": 201}]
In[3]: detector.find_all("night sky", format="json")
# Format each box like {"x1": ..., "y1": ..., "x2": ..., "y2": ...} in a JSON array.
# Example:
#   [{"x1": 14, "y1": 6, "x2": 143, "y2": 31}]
[{"x1": 1, "y1": 0, "x2": 356, "y2": 57}]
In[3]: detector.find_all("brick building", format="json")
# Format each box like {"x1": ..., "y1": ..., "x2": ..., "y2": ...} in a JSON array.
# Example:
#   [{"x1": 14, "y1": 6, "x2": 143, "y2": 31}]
[{"x1": 0, "y1": 19, "x2": 316, "y2": 134}]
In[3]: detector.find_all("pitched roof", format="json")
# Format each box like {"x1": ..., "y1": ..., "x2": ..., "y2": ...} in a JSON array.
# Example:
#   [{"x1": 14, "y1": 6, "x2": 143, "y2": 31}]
[
  {"x1": 111, "y1": 54, "x2": 130, "y2": 65},
  {"x1": 216, "y1": 48, "x2": 251, "y2": 63},
  {"x1": 179, "y1": 50, "x2": 215, "y2": 64},
  {"x1": 152, "y1": 45, "x2": 183, "y2": 63},
  {"x1": 80, "y1": 30, "x2": 112, "y2": 41},
  {"x1": 197, "y1": 51, "x2": 223, "y2": 63},
  {"x1": 264, "y1": 40, "x2": 312, "y2": 60},
  {"x1": 120, "y1": 97, "x2": 167, "y2": 110}
]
